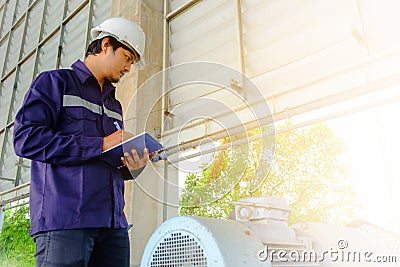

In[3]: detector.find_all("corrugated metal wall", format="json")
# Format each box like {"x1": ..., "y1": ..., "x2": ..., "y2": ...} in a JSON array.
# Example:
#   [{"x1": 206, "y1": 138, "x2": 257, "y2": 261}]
[
  {"x1": 164, "y1": 0, "x2": 400, "y2": 159},
  {"x1": 0, "y1": 0, "x2": 111, "y2": 195}
]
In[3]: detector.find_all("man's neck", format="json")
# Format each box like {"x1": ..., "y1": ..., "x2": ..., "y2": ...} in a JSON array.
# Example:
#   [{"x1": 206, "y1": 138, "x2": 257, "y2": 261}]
[{"x1": 83, "y1": 56, "x2": 104, "y2": 91}]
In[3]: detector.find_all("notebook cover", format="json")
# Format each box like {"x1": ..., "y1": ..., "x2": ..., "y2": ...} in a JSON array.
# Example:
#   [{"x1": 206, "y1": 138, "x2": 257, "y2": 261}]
[{"x1": 100, "y1": 132, "x2": 163, "y2": 168}]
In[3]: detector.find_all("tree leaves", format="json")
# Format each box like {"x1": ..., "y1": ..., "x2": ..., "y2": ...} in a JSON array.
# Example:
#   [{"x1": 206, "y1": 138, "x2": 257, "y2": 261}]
[
  {"x1": 179, "y1": 122, "x2": 357, "y2": 225},
  {"x1": 0, "y1": 205, "x2": 35, "y2": 267}
]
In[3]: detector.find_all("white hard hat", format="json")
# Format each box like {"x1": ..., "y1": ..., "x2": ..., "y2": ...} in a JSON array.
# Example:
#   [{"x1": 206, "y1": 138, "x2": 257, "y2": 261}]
[{"x1": 91, "y1": 17, "x2": 146, "y2": 70}]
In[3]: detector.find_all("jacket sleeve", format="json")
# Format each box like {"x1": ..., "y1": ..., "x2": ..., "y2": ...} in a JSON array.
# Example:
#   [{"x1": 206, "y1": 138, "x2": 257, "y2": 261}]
[
  {"x1": 119, "y1": 165, "x2": 146, "y2": 180},
  {"x1": 13, "y1": 72, "x2": 103, "y2": 165}
]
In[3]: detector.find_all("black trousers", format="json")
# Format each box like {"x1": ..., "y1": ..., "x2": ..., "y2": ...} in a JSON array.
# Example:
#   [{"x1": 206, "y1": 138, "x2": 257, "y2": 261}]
[{"x1": 32, "y1": 228, "x2": 130, "y2": 267}]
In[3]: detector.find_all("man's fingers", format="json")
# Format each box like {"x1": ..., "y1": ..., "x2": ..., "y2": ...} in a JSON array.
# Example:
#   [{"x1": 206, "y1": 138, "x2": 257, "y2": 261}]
[
  {"x1": 130, "y1": 149, "x2": 140, "y2": 162},
  {"x1": 142, "y1": 148, "x2": 149, "y2": 162},
  {"x1": 121, "y1": 148, "x2": 150, "y2": 171}
]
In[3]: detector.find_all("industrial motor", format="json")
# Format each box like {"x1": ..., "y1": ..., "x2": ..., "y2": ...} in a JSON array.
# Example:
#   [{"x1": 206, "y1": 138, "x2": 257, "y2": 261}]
[{"x1": 141, "y1": 196, "x2": 393, "y2": 267}]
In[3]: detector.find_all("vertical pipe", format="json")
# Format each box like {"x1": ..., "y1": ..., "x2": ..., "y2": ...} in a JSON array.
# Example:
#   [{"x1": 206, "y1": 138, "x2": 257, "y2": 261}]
[
  {"x1": 33, "y1": 0, "x2": 50, "y2": 77},
  {"x1": 161, "y1": 0, "x2": 170, "y2": 222},
  {"x1": 56, "y1": 0, "x2": 69, "y2": 69},
  {"x1": 85, "y1": 0, "x2": 94, "y2": 50},
  {"x1": 14, "y1": 158, "x2": 22, "y2": 186},
  {"x1": 235, "y1": 0, "x2": 247, "y2": 99},
  {"x1": 235, "y1": 0, "x2": 246, "y2": 76},
  {"x1": 355, "y1": 0, "x2": 370, "y2": 56}
]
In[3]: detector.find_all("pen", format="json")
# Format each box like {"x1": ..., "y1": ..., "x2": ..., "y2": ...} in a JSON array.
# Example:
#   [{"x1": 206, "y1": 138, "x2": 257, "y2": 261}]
[{"x1": 113, "y1": 121, "x2": 121, "y2": 131}]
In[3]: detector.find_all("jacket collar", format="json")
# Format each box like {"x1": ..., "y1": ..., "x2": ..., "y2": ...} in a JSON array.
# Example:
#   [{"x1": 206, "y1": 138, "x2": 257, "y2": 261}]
[{"x1": 71, "y1": 59, "x2": 116, "y2": 96}]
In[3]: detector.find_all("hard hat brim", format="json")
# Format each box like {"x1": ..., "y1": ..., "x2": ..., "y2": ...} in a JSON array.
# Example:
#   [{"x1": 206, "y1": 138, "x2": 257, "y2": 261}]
[{"x1": 135, "y1": 57, "x2": 146, "y2": 70}]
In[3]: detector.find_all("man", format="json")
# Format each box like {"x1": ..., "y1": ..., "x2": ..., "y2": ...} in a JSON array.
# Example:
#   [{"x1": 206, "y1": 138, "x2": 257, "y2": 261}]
[{"x1": 13, "y1": 17, "x2": 147, "y2": 267}]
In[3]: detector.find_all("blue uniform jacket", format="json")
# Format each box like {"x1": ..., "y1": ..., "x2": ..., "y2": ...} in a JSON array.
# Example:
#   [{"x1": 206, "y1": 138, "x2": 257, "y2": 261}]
[{"x1": 13, "y1": 60, "x2": 133, "y2": 235}]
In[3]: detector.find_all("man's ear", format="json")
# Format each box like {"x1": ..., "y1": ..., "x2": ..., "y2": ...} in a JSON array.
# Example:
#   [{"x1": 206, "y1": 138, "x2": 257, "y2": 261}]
[{"x1": 101, "y1": 37, "x2": 110, "y2": 52}]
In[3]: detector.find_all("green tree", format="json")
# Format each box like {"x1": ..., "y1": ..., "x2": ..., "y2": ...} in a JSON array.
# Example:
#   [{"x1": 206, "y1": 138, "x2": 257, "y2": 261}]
[
  {"x1": 179, "y1": 122, "x2": 357, "y2": 225},
  {"x1": 0, "y1": 205, "x2": 35, "y2": 267}
]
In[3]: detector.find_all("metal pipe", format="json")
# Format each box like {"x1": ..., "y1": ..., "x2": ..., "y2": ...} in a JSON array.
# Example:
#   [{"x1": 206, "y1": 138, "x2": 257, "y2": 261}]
[
  {"x1": 0, "y1": 176, "x2": 15, "y2": 182},
  {"x1": 235, "y1": 0, "x2": 247, "y2": 99},
  {"x1": 3, "y1": 201, "x2": 29, "y2": 211},
  {"x1": 165, "y1": 0, "x2": 202, "y2": 21},
  {"x1": 167, "y1": 93, "x2": 400, "y2": 164},
  {"x1": 0, "y1": 182, "x2": 30, "y2": 207},
  {"x1": 0, "y1": 182, "x2": 30, "y2": 197},
  {"x1": 162, "y1": 0, "x2": 170, "y2": 222},
  {"x1": 0, "y1": 193, "x2": 30, "y2": 207}
]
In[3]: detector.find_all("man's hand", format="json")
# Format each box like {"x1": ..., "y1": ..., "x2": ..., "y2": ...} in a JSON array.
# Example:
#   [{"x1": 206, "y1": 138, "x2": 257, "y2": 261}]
[
  {"x1": 121, "y1": 148, "x2": 149, "y2": 171},
  {"x1": 102, "y1": 130, "x2": 135, "y2": 152},
  {"x1": 103, "y1": 131, "x2": 156, "y2": 171}
]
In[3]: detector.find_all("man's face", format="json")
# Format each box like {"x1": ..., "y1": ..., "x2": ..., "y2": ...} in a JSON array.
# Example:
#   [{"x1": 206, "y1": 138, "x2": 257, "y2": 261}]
[{"x1": 103, "y1": 44, "x2": 136, "y2": 83}]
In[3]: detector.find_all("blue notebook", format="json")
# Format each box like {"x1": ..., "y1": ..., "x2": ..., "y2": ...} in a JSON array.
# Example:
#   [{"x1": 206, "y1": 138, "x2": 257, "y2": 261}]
[{"x1": 100, "y1": 132, "x2": 164, "y2": 168}]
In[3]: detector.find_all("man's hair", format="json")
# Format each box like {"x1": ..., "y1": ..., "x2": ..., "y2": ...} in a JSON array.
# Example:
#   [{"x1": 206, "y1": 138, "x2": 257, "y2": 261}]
[{"x1": 85, "y1": 36, "x2": 132, "y2": 58}]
